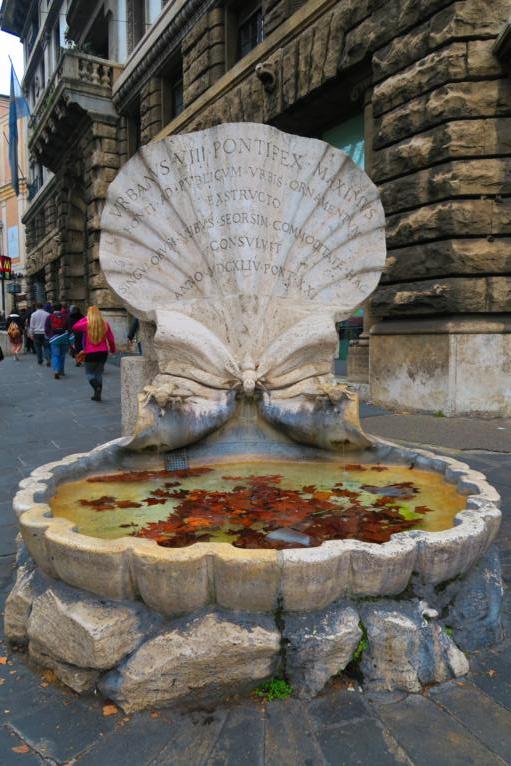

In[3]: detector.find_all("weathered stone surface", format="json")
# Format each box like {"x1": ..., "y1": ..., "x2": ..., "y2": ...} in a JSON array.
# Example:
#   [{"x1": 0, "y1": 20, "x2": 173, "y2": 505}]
[
  {"x1": 375, "y1": 81, "x2": 511, "y2": 149},
  {"x1": 385, "y1": 199, "x2": 511, "y2": 249},
  {"x1": 4, "y1": 562, "x2": 46, "y2": 643},
  {"x1": 100, "y1": 611, "x2": 281, "y2": 712},
  {"x1": 447, "y1": 546, "x2": 504, "y2": 651},
  {"x1": 101, "y1": 123, "x2": 385, "y2": 324},
  {"x1": 372, "y1": 276, "x2": 511, "y2": 317},
  {"x1": 284, "y1": 602, "x2": 361, "y2": 698},
  {"x1": 360, "y1": 601, "x2": 469, "y2": 693},
  {"x1": 370, "y1": 329, "x2": 511, "y2": 416},
  {"x1": 381, "y1": 159, "x2": 511, "y2": 215},
  {"x1": 373, "y1": 41, "x2": 502, "y2": 118},
  {"x1": 28, "y1": 640, "x2": 99, "y2": 693},
  {"x1": 341, "y1": 0, "x2": 453, "y2": 71},
  {"x1": 382, "y1": 239, "x2": 511, "y2": 282},
  {"x1": 373, "y1": 0, "x2": 511, "y2": 83},
  {"x1": 27, "y1": 583, "x2": 154, "y2": 669}
]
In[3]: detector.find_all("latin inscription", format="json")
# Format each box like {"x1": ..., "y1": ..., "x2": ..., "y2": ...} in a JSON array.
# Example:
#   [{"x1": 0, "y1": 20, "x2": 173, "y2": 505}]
[{"x1": 103, "y1": 127, "x2": 384, "y2": 308}]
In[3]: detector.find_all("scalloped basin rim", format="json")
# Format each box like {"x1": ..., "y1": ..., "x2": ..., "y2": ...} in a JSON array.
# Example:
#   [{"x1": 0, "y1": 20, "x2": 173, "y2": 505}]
[{"x1": 15, "y1": 436, "x2": 501, "y2": 615}]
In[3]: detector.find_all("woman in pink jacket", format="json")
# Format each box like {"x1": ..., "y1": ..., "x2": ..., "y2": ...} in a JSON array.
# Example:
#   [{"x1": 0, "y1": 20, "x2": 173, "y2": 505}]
[{"x1": 73, "y1": 306, "x2": 116, "y2": 401}]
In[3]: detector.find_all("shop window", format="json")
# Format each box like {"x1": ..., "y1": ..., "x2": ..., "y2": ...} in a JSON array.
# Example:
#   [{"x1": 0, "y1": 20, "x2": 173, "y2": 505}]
[
  {"x1": 321, "y1": 113, "x2": 366, "y2": 374},
  {"x1": 321, "y1": 113, "x2": 365, "y2": 169}
]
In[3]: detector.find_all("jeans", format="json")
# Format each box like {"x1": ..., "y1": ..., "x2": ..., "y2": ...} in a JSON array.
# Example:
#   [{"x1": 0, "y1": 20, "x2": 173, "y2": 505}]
[
  {"x1": 51, "y1": 342, "x2": 68, "y2": 374},
  {"x1": 33, "y1": 334, "x2": 50, "y2": 365},
  {"x1": 85, "y1": 357, "x2": 106, "y2": 390}
]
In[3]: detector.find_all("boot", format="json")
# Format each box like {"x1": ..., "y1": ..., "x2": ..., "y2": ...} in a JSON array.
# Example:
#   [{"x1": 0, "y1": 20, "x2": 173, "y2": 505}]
[{"x1": 91, "y1": 381, "x2": 102, "y2": 401}]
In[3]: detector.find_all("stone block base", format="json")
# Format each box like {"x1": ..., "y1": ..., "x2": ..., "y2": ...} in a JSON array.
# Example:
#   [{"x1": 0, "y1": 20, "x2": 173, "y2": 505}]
[
  {"x1": 4, "y1": 545, "x2": 503, "y2": 711},
  {"x1": 370, "y1": 317, "x2": 511, "y2": 416},
  {"x1": 121, "y1": 355, "x2": 158, "y2": 435}
]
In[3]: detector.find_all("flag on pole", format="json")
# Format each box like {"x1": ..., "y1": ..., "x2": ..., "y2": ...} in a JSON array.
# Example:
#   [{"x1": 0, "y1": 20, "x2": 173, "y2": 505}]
[{"x1": 8, "y1": 61, "x2": 30, "y2": 197}]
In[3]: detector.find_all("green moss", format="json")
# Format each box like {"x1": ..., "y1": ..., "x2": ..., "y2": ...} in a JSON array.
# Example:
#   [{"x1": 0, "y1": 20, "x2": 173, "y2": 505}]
[
  {"x1": 254, "y1": 678, "x2": 293, "y2": 702},
  {"x1": 444, "y1": 625, "x2": 454, "y2": 638},
  {"x1": 352, "y1": 622, "x2": 369, "y2": 664}
]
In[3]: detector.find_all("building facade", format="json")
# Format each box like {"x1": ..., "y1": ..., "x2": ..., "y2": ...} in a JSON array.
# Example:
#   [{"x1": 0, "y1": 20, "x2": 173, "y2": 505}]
[
  {"x1": 0, "y1": 93, "x2": 28, "y2": 315},
  {"x1": 1, "y1": 0, "x2": 510, "y2": 412}
]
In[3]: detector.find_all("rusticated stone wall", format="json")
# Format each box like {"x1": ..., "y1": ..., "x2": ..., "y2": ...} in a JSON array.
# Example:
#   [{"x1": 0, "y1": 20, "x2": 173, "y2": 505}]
[
  {"x1": 370, "y1": 0, "x2": 511, "y2": 318},
  {"x1": 25, "y1": 117, "x2": 122, "y2": 311},
  {"x1": 159, "y1": 0, "x2": 511, "y2": 324},
  {"x1": 182, "y1": 8, "x2": 225, "y2": 105},
  {"x1": 140, "y1": 78, "x2": 163, "y2": 144}
]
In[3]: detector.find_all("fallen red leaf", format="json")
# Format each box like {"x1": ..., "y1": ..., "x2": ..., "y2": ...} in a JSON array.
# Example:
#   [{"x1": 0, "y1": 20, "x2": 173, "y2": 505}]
[
  {"x1": 12, "y1": 744, "x2": 30, "y2": 754},
  {"x1": 103, "y1": 703, "x2": 119, "y2": 716}
]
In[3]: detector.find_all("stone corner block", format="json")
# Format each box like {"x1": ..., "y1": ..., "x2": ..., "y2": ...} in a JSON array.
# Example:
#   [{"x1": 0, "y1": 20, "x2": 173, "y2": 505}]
[
  {"x1": 284, "y1": 601, "x2": 361, "y2": 698},
  {"x1": 4, "y1": 563, "x2": 48, "y2": 644},
  {"x1": 360, "y1": 599, "x2": 469, "y2": 694},
  {"x1": 447, "y1": 545, "x2": 504, "y2": 651},
  {"x1": 100, "y1": 609, "x2": 281, "y2": 712},
  {"x1": 27, "y1": 583, "x2": 153, "y2": 670}
]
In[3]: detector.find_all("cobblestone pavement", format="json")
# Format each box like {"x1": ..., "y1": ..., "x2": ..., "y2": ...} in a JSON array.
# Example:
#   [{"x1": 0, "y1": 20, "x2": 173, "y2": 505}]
[{"x1": 1, "y1": 354, "x2": 511, "y2": 765}]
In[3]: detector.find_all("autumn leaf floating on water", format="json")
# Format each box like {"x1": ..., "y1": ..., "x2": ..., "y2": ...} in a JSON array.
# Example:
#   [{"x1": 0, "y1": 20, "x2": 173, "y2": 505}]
[
  {"x1": 86, "y1": 467, "x2": 213, "y2": 483},
  {"x1": 129, "y1": 473, "x2": 424, "y2": 549},
  {"x1": 77, "y1": 468, "x2": 433, "y2": 550}
]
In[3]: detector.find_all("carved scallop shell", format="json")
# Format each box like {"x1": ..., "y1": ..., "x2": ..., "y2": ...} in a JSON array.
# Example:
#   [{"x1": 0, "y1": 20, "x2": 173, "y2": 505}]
[{"x1": 100, "y1": 122, "x2": 386, "y2": 366}]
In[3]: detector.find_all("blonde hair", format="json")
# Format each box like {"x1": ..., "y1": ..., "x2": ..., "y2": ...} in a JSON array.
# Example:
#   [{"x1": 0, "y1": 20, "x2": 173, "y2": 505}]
[{"x1": 87, "y1": 306, "x2": 107, "y2": 345}]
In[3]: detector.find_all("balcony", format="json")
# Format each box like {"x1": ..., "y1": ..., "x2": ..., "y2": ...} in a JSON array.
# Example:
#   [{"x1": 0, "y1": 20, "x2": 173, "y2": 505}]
[{"x1": 29, "y1": 50, "x2": 122, "y2": 172}]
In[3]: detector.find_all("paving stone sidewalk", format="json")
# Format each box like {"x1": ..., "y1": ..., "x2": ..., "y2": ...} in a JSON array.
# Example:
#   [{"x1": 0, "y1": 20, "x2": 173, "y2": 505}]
[{"x1": 1, "y1": 353, "x2": 511, "y2": 766}]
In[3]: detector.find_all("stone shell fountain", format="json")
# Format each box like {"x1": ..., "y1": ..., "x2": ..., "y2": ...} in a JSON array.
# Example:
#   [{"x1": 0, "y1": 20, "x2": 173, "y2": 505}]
[{"x1": 5, "y1": 124, "x2": 504, "y2": 711}]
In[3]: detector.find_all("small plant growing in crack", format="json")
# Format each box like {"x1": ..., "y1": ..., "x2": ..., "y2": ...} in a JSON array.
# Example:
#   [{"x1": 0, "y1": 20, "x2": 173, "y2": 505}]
[
  {"x1": 254, "y1": 678, "x2": 293, "y2": 702},
  {"x1": 351, "y1": 622, "x2": 369, "y2": 664}
]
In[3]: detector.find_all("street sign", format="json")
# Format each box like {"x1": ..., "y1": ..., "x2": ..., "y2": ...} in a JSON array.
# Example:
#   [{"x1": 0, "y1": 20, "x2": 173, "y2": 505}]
[{"x1": 0, "y1": 256, "x2": 12, "y2": 279}]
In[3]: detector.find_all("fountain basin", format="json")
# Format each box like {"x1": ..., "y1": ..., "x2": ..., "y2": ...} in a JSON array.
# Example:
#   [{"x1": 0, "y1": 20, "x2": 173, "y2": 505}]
[{"x1": 14, "y1": 436, "x2": 500, "y2": 616}]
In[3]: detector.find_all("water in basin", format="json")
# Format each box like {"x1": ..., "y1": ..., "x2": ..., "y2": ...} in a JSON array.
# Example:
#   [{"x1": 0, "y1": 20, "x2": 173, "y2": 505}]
[{"x1": 50, "y1": 460, "x2": 467, "y2": 549}]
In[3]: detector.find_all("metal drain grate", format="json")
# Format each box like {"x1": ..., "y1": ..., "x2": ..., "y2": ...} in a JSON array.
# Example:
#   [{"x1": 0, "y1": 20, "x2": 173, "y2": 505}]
[{"x1": 165, "y1": 449, "x2": 189, "y2": 472}]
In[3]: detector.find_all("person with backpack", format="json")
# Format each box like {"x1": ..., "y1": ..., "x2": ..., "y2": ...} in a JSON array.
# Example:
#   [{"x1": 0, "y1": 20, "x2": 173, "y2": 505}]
[
  {"x1": 45, "y1": 303, "x2": 70, "y2": 379},
  {"x1": 7, "y1": 312, "x2": 23, "y2": 360},
  {"x1": 72, "y1": 306, "x2": 116, "y2": 401}
]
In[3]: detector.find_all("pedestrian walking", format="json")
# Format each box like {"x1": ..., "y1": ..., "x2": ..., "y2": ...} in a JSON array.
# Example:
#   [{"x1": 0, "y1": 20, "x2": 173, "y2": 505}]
[
  {"x1": 72, "y1": 306, "x2": 116, "y2": 401},
  {"x1": 45, "y1": 303, "x2": 70, "y2": 379},
  {"x1": 29, "y1": 302, "x2": 50, "y2": 366},
  {"x1": 68, "y1": 305, "x2": 84, "y2": 365},
  {"x1": 6, "y1": 312, "x2": 23, "y2": 360}
]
